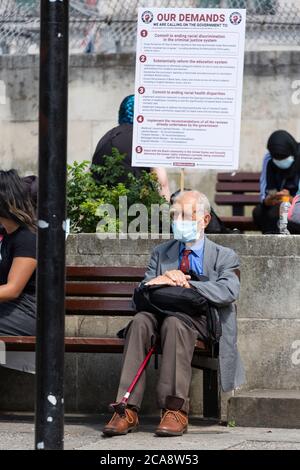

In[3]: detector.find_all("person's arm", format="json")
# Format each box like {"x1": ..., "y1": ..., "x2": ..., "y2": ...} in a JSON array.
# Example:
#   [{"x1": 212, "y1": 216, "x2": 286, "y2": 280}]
[
  {"x1": 151, "y1": 168, "x2": 171, "y2": 202},
  {"x1": 0, "y1": 257, "x2": 37, "y2": 302},
  {"x1": 260, "y1": 153, "x2": 270, "y2": 202},
  {"x1": 261, "y1": 153, "x2": 291, "y2": 206},
  {"x1": 288, "y1": 194, "x2": 300, "y2": 223},
  {"x1": 189, "y1": 250, "x2": 240, "y2": 306},
  {"x1": 260, "y1": 153, "x2": 278, "y2": 205},
  {"x1": 259, "y1": 152, "x2": 282, "y2": 206}
]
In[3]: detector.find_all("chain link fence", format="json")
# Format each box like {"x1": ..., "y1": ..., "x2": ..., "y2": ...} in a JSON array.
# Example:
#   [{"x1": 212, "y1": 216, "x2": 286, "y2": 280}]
[{"x1": 0, "y1": 0, "x2": 300, "y2": 54}]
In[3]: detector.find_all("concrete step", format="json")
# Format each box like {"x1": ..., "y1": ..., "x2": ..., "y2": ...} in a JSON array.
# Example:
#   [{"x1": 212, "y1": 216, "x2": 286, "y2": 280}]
[{"x1": 228, "y1": 389, "x2": 300, "y2": 428}]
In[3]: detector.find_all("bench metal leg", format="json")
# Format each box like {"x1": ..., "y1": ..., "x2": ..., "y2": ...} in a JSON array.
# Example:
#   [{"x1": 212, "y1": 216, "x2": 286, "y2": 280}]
[
  {"x1": 203, "y1": 368, "x2": 221, "y2": 419},
  {"x1": 233, "y1": 200, "x2": 244, "y2": 217}
]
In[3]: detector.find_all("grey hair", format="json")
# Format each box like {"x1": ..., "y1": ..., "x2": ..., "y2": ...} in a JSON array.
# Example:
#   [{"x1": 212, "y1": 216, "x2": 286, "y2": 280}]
[{"x1": 173, "y1": 190, "x2": 211, "y2": 214}]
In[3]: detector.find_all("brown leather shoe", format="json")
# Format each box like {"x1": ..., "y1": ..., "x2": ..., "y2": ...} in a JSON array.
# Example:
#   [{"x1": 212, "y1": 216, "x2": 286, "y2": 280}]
[
  {"x1": 155, "y1": 409, "x2": 188, "y2": 437},
  {"x1": 102, "y1": 408, "x2": 139, "y2": 436}
]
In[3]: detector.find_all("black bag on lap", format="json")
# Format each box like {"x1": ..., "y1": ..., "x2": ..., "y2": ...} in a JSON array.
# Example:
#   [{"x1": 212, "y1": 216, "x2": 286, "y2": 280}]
[
  {"x1": 133, "y1": 283, "x2": 209, "y2": 318},
  {"x1": 133, "y1": 271, "x2": 222, "y2": 343}
]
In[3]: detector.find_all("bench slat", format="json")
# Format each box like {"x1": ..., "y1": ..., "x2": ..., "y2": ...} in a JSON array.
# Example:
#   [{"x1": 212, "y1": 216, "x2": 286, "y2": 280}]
[
  {"x1": 66, "y1": 282, "x2": 137, "y2": 297},
  {"x1": 1, "y1": 336, "x2": 209, "y2": 354},
  {"x1": 66, "y1": 266, "x2": 145, "y2": 281},
  {"x1": 216, "y1": 182, "x2": 260, "y2": 193},
  {"x1": 65, "y1": 298, "x2": 134, "y2": 314},
  {"x1": 0, "y1": 337, "x2": 126, "y2": 353},
  {"x1": 215, "y1": 194, "x2": 260, "y2": 205},
  {"x1": 217, "y1": 172, "x2": 260, "y2": 182}
]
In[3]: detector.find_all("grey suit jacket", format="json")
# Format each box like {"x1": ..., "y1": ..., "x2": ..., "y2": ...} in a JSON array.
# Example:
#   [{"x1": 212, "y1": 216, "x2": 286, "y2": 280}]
[{"x1": 141, "y1": 236, "x2": 246, "y2": 392}]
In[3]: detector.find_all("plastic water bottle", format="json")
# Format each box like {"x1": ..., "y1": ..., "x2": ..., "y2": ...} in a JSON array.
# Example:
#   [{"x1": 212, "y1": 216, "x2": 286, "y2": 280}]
[{"x1": 279, "y1": 196, "x2": 291, "y2": 234}]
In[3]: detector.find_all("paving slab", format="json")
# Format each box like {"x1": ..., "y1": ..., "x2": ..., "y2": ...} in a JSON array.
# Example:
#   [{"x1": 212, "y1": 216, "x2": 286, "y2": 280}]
[{"x1": 0, "y1": 415, "x2": 300, "y2": 450}]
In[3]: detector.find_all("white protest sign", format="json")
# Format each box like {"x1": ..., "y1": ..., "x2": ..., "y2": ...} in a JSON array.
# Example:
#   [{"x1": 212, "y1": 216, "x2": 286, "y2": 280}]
[{"x1": 132, "y1": 8, "x2": 246, "y2": 170}]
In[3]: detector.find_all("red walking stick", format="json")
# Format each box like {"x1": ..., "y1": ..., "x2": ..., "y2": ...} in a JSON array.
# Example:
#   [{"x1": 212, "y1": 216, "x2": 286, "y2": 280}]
[{"x1": 109, "y1": 342, "x2": 157, "y2": 416}]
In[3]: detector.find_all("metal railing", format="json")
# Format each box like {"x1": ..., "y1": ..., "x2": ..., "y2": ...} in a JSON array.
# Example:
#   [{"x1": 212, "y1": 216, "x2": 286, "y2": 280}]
[{"x1": 0, "y1": 0, "x2": 300, "y2": 54}]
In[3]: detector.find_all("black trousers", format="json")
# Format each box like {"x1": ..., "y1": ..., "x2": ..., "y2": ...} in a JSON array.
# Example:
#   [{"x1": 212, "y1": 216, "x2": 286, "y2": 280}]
[
  {"x1": 253, "y1": 203, "x2": 280, "y2": 234},
  {"x1": 253, "y1": 203, "x2": 300, "y2": 234}
]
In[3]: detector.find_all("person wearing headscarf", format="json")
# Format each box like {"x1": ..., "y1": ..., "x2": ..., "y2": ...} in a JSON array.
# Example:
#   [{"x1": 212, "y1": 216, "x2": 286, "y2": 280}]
[
  {"x1": 253, "y1": 130, "x2": 300, "y2": 233},
  {"x1": 91, "y1": 95, "x2": 170, "y2": 201}
]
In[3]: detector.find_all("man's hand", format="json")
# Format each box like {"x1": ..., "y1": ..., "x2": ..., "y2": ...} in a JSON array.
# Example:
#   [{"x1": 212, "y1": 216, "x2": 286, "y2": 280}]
[
  {"x1": 164, "y1": 270, "x2": 191, "y2": 288},
  {"x1": 146, "y1": 275, "x2": 177, "y2": 286}
]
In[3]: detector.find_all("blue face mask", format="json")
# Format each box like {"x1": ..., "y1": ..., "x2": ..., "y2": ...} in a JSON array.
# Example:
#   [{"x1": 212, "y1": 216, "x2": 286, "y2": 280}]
[
  {"x1": 172, "y1": 220, "x2": 199, "y2": 243},
  {"x1": 272, "y1": 156, "x2": 294, "y2": 170}
]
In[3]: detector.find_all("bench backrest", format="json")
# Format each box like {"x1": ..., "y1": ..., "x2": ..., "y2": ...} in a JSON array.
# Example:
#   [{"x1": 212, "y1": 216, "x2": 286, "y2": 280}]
[
  {"x1": 65, "y1": 266, "x2": 144, "y2": 315},
  {"x1": 3, "y1": 266, "x2": 213, "y2": 354},
  {"x1": 215, "y1": 172, "x2": 261, "y2": 216},
  {"x1": 65, "y1": 266, "x2": 214, "y2": 354}
]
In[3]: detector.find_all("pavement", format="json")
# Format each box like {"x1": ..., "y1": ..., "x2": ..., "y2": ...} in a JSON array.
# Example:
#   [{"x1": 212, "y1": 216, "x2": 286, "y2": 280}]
[{"x1": 0, "y1": 414, "x2": 300, "y2": 450}]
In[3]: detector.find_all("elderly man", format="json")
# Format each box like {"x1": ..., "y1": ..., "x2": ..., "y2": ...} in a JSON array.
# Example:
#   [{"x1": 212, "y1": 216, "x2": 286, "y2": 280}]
[{"x1": 103, "y1": 190, "x2": 245, "y2": 437}]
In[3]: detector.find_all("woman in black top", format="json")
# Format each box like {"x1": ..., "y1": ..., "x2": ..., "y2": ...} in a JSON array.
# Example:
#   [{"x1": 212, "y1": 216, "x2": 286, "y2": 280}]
[{"x1": 0, "y1": 169, "x2": 37, "y2": 336}]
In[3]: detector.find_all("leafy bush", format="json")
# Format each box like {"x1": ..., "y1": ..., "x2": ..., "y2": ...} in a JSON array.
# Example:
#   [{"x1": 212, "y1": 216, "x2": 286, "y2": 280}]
[{"x1": 67, "y1": 148, "x2": 167, "y2": 233}]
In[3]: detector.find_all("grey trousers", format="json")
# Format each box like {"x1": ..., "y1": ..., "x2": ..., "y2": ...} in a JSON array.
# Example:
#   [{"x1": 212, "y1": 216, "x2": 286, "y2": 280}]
[
  {"x1": 0, "y1": 293, "x2": 36, "y2": 373},
  {"x1": 0, "y1": 293, "x2": 36, "y2": 336},
  {"x1": 116, "y1": 311, "x2": 207, "y2": 414}
]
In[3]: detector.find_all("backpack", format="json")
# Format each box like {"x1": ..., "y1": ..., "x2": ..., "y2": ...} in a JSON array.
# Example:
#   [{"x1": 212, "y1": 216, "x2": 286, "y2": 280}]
[{"x1": 206, "y1": 207, "x2": 240, "y2": 234}]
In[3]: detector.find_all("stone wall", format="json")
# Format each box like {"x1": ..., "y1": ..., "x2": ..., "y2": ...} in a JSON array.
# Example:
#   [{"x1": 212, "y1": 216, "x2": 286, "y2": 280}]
[{"x1": 1, "y1": 52, "x2": 300, "y2": 215}]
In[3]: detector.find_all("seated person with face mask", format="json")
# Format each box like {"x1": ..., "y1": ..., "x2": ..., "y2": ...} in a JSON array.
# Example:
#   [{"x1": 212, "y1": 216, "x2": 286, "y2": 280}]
[
  {"x1": 103, "y1": 190, "x2": 245, "y2": 438},
  {"x1": 253, "y1": 130, "x2": 300, "y2": 234}
]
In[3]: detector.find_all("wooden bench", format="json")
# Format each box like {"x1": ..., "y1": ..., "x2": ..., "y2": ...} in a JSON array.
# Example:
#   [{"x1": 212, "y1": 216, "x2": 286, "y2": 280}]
[
  {"x1": 215, "y1": 172, "x2": 261, "y2": 231},
  {"x1": 1, "y1": 266, "x2": 221, "y2": 419}
]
